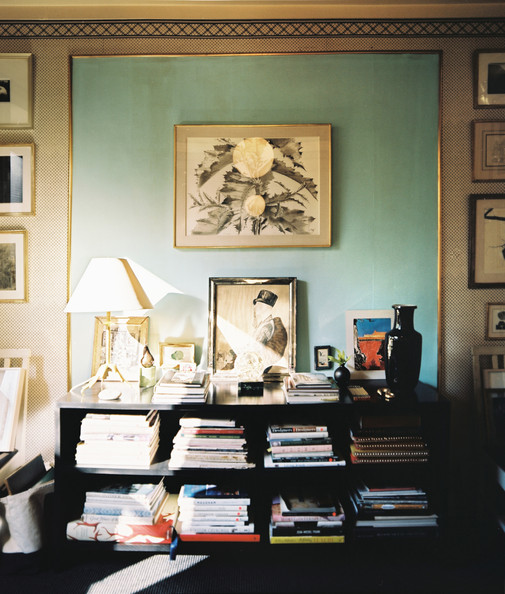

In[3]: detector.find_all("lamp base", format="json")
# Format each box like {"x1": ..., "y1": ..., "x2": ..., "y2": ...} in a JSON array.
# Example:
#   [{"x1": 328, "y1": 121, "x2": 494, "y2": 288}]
[{"x1": 81, "y1": 363, "x2": 127, "y2": 394}]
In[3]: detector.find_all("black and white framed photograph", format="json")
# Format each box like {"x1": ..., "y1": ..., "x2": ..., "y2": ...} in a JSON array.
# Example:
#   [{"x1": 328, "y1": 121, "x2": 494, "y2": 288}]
[
  {"x1": 474, "y1": 50, "x2": 505, "y2": 108},
  {"x1": 469, "y1": 194, "x2": 505, "y2": 288},
  {"x1": 208, "y1": 277, "x2": 296, "y2": 376},
  {"x1": 472, "y1": 121, "x2": 505, "y2": 182},
  {"x1": 314, "y1": 345, "x2": 332, "y2": 370},
  {"x1": 0, "y1": 53, "x2": 33, "y2": 128},
  {"x1": 486, "y1": 303, "x2": 505, "y2": 340},
  {"x1": 0, "y1": 144, "x2": 34, "y2": 214},
  {"x1": 0, "y1": 230, "x2": 27, "y2": 302}
]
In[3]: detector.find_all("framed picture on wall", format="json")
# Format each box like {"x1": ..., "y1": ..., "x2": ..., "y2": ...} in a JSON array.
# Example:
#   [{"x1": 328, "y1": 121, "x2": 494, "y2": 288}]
[
  {"x1": 345, "y1": 310, "x2": 394, "y2": 379},
  {"x1": 174, "y1": 124, "x2": 331, "y2": 248},
  {"x1": 0, "y1": 230, "x2": 27, "y2": 302},
  {"x1": 0, "y1": 53, "x2": 33, "y2": 128},
  {"x1": 474, "y1": 50, "x2": 505, "y2": 108},
  {"x1": 469, "y1": 194, "x2": 505, "y2": 288},
  {"x1": 92, "y1": 316, "x2": 149, "y2": 381},
  {"x1": 472, "y1": 121, "x2": 505, "y2": 182},
  {"x1": 486, "y1": 303, "x2": 505, "y2": 340},
  {"x1": 0, "y1": 144, "x2": 35, "y2": 214},
  {"x1": 208, "y1": 277, "x2": 297, "y2": 376}
]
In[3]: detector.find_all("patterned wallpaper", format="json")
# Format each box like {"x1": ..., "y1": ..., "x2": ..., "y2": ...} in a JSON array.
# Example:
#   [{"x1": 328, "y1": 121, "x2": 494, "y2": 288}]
[{"x1": 0, "y1": 19, "x2": 504, "y2": 518}]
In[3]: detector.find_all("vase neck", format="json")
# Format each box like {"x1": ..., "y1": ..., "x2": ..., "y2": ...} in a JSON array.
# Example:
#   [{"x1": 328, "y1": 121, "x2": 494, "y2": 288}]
[{"x1": 393, "y1": 305, "x2": 416, "y2": 331}]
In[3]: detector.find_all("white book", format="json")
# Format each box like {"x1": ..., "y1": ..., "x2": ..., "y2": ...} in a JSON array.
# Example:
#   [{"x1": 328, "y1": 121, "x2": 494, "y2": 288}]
[{"x1": 264, "y1": 453, "x2": 345, "y2": 468}]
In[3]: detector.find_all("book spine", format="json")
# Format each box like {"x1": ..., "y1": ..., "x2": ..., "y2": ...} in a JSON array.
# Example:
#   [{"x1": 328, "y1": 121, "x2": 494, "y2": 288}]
[
  {"x1": 269, "y1": 426, "x2": 327, "y2": 433},
  {"x1": 270, "y1": 444, "x2": 333, "y2": 453},
  {"x1": 178, "y1": 533, "x2": 260, "y2": 542},
  {"x1": 267, "y1": 432, "x2": 329, "y2": 440},
  {"x1": 177, "y1": 524, "x2": 255, "y2": 533},
  {"x1": 269, "y1": 534, "x2": 345, "y2": 544}
]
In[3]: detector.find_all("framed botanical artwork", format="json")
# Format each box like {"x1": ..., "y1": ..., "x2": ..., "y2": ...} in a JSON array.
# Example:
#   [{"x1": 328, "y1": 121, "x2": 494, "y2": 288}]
[
  {"x1": 92, "y1": 316, "x2": 149, "y2": 382},
  {"x1": 174, "y1": 124, "x2": 331, "y2": 248},
  {"x1": 314, "y1": 345, "x2": 332, "y2": 370},
  {"x1": 159, "y1": 342, "x2": 195, "y2": 368},
  {"x1": 0, "y1": 367, "x2": 26, "y2": 451},
  {"x1": 0, "y1": 144, "x2": 34, "y2": 214},
  {"x1": 486, "y1": 303, "x2": 505, "y2": 340},
  {"x1": 472, "y1": 121, "x2": 505, "y2": 182},
  {"x1": 345, "y1": 310, "x2": 394, "y2": 379},
  {"x1": 0, "y1": 54, "x2": 33, "y2": 128},
  {"x1": 208, "y1": 277, "x2": 297, "y2": 376},
  {"x1": 469, "y1": 194, "x2": 505, "y2": 288},
  {"x1": 0, "y1": 230, "x2": 27, "y2": 302}
]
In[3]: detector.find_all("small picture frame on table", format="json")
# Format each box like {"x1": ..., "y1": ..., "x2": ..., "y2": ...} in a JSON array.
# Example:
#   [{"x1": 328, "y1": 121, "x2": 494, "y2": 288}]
[
  {"x1": 474, "y1": 50, "x2": 505, "y2": 108},
  {"x1": 486, "y1": 303, "x2": 505, "y2": 340},
  {"x1": 159, "y1": 342, "x2": 195, "y2": 369},
  {"x1": 472, "y1": 121, "x2": 505, "y2": 182},
  {"x1": 314, "y1": 345, "x2": 332, "y2": 370}
]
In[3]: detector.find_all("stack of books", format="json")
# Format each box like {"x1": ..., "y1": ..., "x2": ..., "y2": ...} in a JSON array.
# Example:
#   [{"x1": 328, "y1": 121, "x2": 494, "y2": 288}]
[
  {"x1": 348, "y1": 479, "x2": 439, "y2": 540},
  {"x1": 349, "y1": 413, "x2": 430, "y2": 464},
  {"x1": 283, "y1": 372, "x2": 340, "y2": 404},
  {"x1": 75, "y1": 411, "x2": 160, "y2": 468},
  {"x1": 152, "y1": 369, "x2": 210, "y2": 404},
  {"x1": 66, "y1": 479, "x2": 179, "y2": 544},
  {"x1": 176, "y1": 484, "x2": 260, "y2": 542},
  {"x1": 264, "y1": 423, "x2": 345, "y2": 468},
  {"x1": 168, "y1": 416, "x2": 255, "y2": 469},
  {"x1": 269, "y1": 491, "x2": 346, "y2": 544}
]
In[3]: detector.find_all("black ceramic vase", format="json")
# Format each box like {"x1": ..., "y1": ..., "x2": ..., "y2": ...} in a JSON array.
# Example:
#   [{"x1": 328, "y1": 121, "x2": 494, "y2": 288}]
[
  {"x1": 334, "y1": 364, "x2": 350, "y2": 388},
  {"x1": 384, "y1": 304, "x2": 422, "y2": 393}
]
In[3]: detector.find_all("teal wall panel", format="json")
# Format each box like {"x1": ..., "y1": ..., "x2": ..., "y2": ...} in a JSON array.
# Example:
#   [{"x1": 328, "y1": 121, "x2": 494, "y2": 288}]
[{"x1": 70, "y1": 53, "x2": 439, "y2": 386}]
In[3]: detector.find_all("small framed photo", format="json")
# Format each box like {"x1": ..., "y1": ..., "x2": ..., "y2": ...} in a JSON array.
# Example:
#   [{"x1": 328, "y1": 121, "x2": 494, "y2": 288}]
[
  {"x1": 0, "y1": 144, "x2": 35, "y2": 214},
  {"x1": 472, "y1": 121, "x2": 505, "y2": 182},
  {"x1": 0, "y1": 53, "x2": 33, "y2": 128},
  {"x1": 486, "y1": 303, "x2": 505, "y2": 340},
  {"x1": 345, "y1": 310, "x2": 394, "y2": 379},
  {"x1": 0, "y1": 230, "x2": 27, "y2": 302},
  {"x1": 92, "y1": 316, "x2": 149, "y2": 381},
  {"x1": 469, "y1": 194, "x2": 505, "y2": 288},
  {"x1": 0, "y1": 367, "x2": 26, "y2": 451},
  {"x1": 159, "y1": 342, "x2": 195, "y2": 369},
  {"x1": 174, "y1": 124, "x2": 331, "y2": 248},
  {"x1": 314, "y1": 345, "x2": 332, "y2": 370},
  {"x1": 474, "y1": 50, "x2": 505, "y2": 108}
]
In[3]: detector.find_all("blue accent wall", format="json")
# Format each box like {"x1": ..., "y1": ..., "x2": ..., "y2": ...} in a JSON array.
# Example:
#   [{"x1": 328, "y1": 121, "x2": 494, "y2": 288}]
[{"x1": 71, "y1": 53, "x2": 439, "y2": 386}]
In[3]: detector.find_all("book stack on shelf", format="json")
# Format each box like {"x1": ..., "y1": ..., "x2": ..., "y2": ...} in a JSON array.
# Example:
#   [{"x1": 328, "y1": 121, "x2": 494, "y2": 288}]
[
  {"x1": 66, "y1": 479, "x2": 179, "y2": 544},
  {"x1": 152, "y1": 369, "x2": 210, "y2": 404},
  {"x1": 168, "y1": 416, "x2": 255, "y2": 469},
  {"x1": 175, "y1": 484, "x2": 260, "y2": 542},
  {"x1": 75, "y1": 411, "x2": 160, "y2": 468},
  {"x1": 348, "y1": 479, "x2": 439, "y2": 540},
  {"x1": 283, "y1": 372, "x2": 339, "y2": 404},
  {"x1": 264, "y1": 423, "x2": 345, "y2": 468},
  {"x1": 349, "y1": 413, "x2": 430, "y2": 464},
  {"x1": 269, "y1": 491, "x2": 346, "y2": 544}
]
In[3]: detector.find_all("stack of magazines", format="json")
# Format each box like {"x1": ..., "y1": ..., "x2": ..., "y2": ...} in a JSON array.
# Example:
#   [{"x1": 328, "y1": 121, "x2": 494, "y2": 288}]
[
  {"x1": 264, "y1": 423, "x2": 345, "y2": 468},
  {"x1": 168, "y1": 416, "x2": 255, "y2": 469},
  {"x1": 176, "y1": 484, "x2": 259, "y2": 542},
  {"x1": 283, "y1": 372, "x2": 339, "y2": 404},
  {"x1": 66, "y1": 479, "x2": 178, "y2": 544},
  {"x1": 75, "y1": 411, "x2": 160, "y2": 468},
  {"x1": 152, "y1": 369, "x2": 210, "y2": 404},
  {"x1": 348, "y1": 479, "x2": 439, "y2": 540},
  {"x1": 269, "y1": 491, "x2": 346, "y2": 544}
]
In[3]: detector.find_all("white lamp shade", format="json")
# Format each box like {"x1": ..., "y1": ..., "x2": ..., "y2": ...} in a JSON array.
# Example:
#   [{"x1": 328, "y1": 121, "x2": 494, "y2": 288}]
[{"x1": 65, "y1": 257, "x2": 177, "y2": 313}]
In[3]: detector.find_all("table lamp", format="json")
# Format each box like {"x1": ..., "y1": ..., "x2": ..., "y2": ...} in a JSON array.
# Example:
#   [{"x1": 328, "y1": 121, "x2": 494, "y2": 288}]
[{"x1": 65, "y1": 257, "x2": 175, "y2": 395}]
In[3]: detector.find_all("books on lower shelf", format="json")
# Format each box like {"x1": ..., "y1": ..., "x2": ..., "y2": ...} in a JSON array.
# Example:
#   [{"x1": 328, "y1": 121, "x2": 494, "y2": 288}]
[
  {"x1": 269, "y1": 491, "x2": 346, "y2": 544},
  {"x1": 348, "y1": 479, "x2": 439, "y2": 540},
  {"x1": 152, "y1": 369, "x2": 210, "y2": 404},
  {"x1": 66, "y1": 480, "x2": 178, "y2": 544},
  {"x1": 283, "y1": 372, "x2": 340, "y2": 404},
  {"x1": 75, "y1": 411, "x2": 160, "y2": 468},
  {"x1": 265, "y1": 423, "x2": 345, "y2": 468},
  {"x1": 176, "y1": 484, "x2": 260, "y2": 542},
  {"x1": 168, "y1": 417, "x2": 255, "y2": 470}
]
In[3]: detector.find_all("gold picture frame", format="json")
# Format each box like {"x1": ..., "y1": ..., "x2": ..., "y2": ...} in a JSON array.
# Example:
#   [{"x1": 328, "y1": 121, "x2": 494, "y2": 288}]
[
  {"x1": 0, "y1": 230, "x2": 27, "y2": 302},
  {"x1": 92, "y1": 316, "x2": 149, "y2": 381},
  {"x1": 0, "y1": 53, "x2": 33, "y2": 128},
  {"x1": 174, "y1": 124, "x2": 331, "y2": 248},
  {"x1": 159, "y1": 342, "x2": 195, "y2": 368},
  {"x1": 474, "y1": 50, "x2": 505, "y2": 109},
  {"x1": 472, "y1": 121, "x2": 505, "y2": 182},
  {"x1": 0, "y1": 143, "x2": 35, "y2": 214}
]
